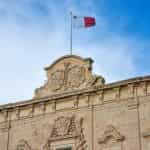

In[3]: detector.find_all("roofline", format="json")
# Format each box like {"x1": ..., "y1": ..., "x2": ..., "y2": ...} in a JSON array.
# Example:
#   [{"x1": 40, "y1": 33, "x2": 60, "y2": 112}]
[
  {"x1": 0, "y1": 75, "x2": 150, "y2": 110},
  {"x1": 44, "y1": 55, "x2": 94, "y2": 70}
]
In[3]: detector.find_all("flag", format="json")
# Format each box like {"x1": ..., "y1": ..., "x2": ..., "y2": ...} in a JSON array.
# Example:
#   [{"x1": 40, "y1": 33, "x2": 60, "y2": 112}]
[{"x1": 73, "y1": 16, "x2": 96, "y2": 28}]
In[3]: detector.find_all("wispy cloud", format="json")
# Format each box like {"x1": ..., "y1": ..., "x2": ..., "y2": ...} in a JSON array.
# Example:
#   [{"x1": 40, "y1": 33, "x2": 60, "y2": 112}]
[{"x1": 0, "y1": 0, "x2": 149, "y2": 104}]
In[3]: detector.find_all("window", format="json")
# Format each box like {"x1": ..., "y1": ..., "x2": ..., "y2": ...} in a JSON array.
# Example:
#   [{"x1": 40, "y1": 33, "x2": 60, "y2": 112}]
[{"x1": 56, "y1": 147, "x2": 72, "y2": 150}]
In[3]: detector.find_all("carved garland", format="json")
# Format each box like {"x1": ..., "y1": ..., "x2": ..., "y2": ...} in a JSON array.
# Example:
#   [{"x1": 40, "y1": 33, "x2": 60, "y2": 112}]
[{"x1": 44, "y1": 115, "x2": 88, "y2": 150}]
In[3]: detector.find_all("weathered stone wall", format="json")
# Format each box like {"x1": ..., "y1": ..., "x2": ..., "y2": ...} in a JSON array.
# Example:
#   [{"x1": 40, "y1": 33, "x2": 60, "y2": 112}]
[{"x1": 0, "y1": 55, "x2": 150, "y2": 150}]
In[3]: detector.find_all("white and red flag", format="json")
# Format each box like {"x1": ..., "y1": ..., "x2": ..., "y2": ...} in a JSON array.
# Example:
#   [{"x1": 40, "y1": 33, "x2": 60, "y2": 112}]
[
  {"x1": 72, "y1": 16, "x2": 96, "y2": 28},
  {"x1": 69, "y1": 13, "x2": 96, "y2": 54}
]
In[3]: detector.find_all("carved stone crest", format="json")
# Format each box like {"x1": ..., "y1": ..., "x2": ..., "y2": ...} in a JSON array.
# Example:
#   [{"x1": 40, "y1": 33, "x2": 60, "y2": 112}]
[
  {"x1": 34, "y1": 55, "x2": 105, "y2": 98},
  {"x1": 67, "y1": 66, "x2": 85, "y2": 88},
  {"x1": 44, "y1": 115, "x2": 88, "y2": 150},
  {"x1": 50, "y1": 116, "x2": 74, "y2": 137},
  {"x1": 48, "y1": 64, "x2": 86, "y2": 91}
]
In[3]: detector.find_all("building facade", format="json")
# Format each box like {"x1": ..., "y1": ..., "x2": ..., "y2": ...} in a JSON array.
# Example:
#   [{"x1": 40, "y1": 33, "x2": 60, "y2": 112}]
[{"x1": 0, "y1": 55, "x2": 150, "y2": 150}]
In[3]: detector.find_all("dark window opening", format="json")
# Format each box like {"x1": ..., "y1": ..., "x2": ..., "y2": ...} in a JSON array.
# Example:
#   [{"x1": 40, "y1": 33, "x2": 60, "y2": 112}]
[{"x1": 56, "y1": 147, "x2": 72, "y2": 150}]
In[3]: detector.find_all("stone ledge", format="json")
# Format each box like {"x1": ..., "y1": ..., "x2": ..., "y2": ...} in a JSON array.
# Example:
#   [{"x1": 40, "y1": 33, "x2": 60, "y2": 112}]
[{"x1": 0, "y1": 75, "x2": 150, "y2": 111}]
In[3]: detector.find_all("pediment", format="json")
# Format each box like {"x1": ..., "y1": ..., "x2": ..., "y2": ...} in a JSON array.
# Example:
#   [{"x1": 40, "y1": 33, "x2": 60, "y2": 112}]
[
  {"x1": 34, "y1": 55, "x2": 105, "y2": 98},
  {"x1": 98, "y1": 125, "x2": 124, "y2": 144}
]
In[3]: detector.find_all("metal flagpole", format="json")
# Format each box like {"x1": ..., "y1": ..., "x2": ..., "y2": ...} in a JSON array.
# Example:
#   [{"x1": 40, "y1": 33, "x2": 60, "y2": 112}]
[{"x1": 70, "y1": 11, "x2": 73, "y2": 55}]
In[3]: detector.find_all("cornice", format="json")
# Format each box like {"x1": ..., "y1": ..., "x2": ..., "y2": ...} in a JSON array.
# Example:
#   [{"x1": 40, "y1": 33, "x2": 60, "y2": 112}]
[{"x1": 0, "y1": 75, "x2": 150, "y2": 111}]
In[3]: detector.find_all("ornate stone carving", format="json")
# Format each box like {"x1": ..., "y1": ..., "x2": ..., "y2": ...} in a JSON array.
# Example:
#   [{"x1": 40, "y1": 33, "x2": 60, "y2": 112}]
[
  {"x1": 16, "y1": 140, "x2": 32, "y2": 150},
  {"x1": 50, "y1": 70, "x2": 65, "y2": 91},
  {"x1": 44, "y1": 115, "x2": 88, "y2": 150},
  {"x1": 48, "y1": 64, "x2": 86, "y2": 91},
  {"x1": 34, "y1": 55, "x2": 105, "y2": 98},
  {"x1": 67, "y1": 65, "x2": 85, "y2": 88},
  {"x1": 50, "y1": 116, "x2": 73, "y2": 137},
  {"x1": 98, "y1": 125, "x2": 124, "y2": 144}
]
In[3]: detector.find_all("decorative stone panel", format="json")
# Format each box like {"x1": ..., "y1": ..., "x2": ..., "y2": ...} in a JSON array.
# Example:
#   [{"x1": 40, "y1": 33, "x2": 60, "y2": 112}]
[
  {"x1": 34, "y1": 55, "x2": 105, "y2": 98},
  {"x1": 44, "y1": 115, "x2": 88, "y2": 150},
  {"x1": 98, "y1": 125, "x2": 124, "y2": 150}
]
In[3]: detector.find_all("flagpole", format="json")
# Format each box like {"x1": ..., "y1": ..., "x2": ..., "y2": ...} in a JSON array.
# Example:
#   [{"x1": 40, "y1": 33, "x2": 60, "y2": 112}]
[{"x1": 70, "y1": 11, "x2": 73, "y2": 55}]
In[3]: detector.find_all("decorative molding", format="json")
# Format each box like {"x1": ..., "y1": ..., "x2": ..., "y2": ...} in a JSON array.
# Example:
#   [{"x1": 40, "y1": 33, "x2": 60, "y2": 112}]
[
  {"x1": 98, "y1": 125, "x2": 124, "y2": 144},
  {"x1": 34, "y1": 56, "x2": 105, "y2": 98},
  {"x1": 0, "y1": 74, "x2": 150, "y2": 114},
  {"x1": 44, "y1": 115, "x2": 88, "y2": 150},
  {"x1": 50, "y1": 116, "x2": 74, "y2": 138},
  {"x1": 44, "y1": 63, "x2": 101, "y2": 92},
  {"x1": 15, "y1": 140, "x2": 32, "y2": 150}
]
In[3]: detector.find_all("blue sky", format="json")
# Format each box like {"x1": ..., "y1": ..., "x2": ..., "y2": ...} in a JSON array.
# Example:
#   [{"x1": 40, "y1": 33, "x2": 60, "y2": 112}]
[{"x1": 0, "y1": 0, "x2": 150, "y2": 104}]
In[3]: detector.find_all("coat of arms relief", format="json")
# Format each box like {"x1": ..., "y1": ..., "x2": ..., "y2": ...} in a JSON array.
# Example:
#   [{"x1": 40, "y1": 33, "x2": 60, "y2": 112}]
[
  {"x1": 34, "y1": 55, "x2": 105, "y2": 98},
  {"x1": 49, "y1": 64, "x2": 86, "y2": 91},
  {"x1": 44, "y1": 115, "x2": 88, "y2": 150}
]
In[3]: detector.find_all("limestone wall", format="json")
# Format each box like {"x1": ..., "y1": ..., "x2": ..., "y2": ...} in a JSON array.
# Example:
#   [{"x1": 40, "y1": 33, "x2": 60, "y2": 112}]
[
  {"x1": 0, "y1": 79, "x2": 150, "y2": 150},
  {"x1": 1, "y1": 55, "x2": 150, "y2": 150}
]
